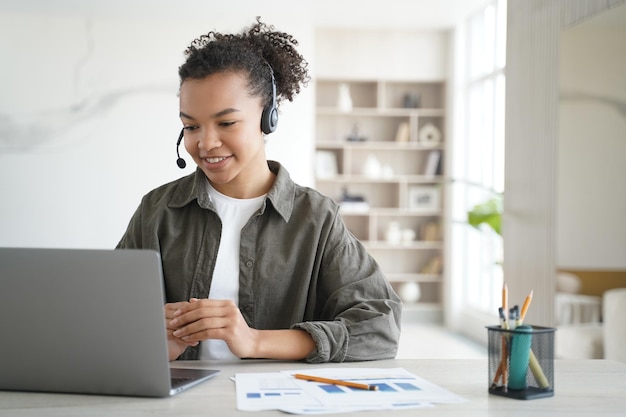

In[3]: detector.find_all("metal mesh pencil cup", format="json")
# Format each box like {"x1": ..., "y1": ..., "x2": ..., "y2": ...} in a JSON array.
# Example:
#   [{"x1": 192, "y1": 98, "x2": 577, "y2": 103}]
[{"x1": 486, "y1": 325, "x2": 556, "y2": 400}]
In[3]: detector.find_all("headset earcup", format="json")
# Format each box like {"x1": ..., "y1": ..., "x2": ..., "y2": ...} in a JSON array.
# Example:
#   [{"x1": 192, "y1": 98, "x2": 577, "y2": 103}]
[
  {"x1": 261, "y1": 62, "x2": 279, "y2": 134},
  {"x1": 261, "y1": 104, "x2": 278, "y2": 134}
]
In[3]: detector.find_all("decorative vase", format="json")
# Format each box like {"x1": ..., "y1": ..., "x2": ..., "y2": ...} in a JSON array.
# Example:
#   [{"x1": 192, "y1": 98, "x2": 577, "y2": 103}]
[
  {"x1": 398, "y1": 282, "x2": 421, "y2": 303},
  {"x1": 385, "y1": 221, "x2": 402, "y2": 244},
  {"x1": 337, "y1": 83, "x2": 353, "y2": 112},
  {"x1": 401, "y1": 228, "x2": 416, "y2": 245},
  {"x1": 362, "y1": 154, "x2": 382, "y2": 178}
]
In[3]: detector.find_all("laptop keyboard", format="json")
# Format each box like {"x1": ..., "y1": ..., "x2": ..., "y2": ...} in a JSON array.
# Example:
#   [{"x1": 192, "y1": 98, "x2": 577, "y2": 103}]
[{"x1": 171, "y1": 377, "x2": 195, "y2": 388}]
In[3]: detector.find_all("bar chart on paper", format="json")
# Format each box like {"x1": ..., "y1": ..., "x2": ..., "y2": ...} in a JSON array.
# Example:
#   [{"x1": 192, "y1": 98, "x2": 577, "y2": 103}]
[
  {"x1": 241, "y1": 374, "x2": 306, "y2": 406},
  {"x1": 235, "y1": 367, "x2": 466, "y2": 414}
]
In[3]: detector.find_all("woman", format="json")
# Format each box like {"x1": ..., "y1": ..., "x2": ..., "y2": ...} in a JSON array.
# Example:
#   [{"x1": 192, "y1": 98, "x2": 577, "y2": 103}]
[{"x1": 117, "y1": 18, "x2": 401, "y2": 363}]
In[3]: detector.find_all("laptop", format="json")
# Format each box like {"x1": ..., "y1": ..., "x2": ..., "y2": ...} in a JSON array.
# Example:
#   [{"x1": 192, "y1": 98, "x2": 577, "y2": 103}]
[{"x1": 0, "y1": 247, "x2": 219, "y2": 397}]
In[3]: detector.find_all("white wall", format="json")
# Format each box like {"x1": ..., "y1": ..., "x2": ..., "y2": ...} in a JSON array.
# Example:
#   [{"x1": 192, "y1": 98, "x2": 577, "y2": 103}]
[
  {"x1": 315, "y1": 29, "x2": 449, "y2": 80},
  {"x1": 558, "y1": 21, "x2": 626, "y2": 269},
  {"x1": 1, "y1": 0, "x2": 491, "y2": 250},
  {"x1": 0, "y1": 11, "x2": 314, "y2": 249}
]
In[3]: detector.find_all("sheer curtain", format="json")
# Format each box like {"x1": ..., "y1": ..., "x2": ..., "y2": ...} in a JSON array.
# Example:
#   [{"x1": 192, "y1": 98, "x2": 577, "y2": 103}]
[{"x1": 447, "y1": 0, "x2": 507, "y2": 343}]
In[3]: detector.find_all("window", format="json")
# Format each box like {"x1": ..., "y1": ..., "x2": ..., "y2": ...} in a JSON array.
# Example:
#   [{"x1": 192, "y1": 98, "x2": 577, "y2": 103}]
[{"x1": 449, "y1": 0, "x2": 507, "y2": 334}]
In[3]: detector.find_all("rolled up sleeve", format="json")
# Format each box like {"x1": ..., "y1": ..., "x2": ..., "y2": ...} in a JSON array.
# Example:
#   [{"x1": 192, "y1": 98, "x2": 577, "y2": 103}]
[{"x1": 292, "y1": 211, "x2": 402, "y2": 363}]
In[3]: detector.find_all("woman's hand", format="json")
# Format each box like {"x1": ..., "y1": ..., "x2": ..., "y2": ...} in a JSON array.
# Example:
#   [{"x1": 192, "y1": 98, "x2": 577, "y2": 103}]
[
  {"x1": 167, "y1": 298, "x2": 260, "y2": 358},
  {"x1": 165, "y1": 302, "x2": 199, "y2": 361},
  {"x1": 166, "y1": 298, "x2": 316, "y2": 360}
]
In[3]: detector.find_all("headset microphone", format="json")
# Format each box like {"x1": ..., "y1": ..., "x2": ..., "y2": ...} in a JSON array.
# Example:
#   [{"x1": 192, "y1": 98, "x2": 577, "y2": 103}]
[{"x1": 175, "y1": 128, "x2": 186, "y2": 169}]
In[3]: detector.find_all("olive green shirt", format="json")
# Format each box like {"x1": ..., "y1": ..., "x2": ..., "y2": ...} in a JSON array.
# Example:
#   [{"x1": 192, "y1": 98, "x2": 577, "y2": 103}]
[{"x1": 117, "y1": 161, "x2": 401, "y2": 363}]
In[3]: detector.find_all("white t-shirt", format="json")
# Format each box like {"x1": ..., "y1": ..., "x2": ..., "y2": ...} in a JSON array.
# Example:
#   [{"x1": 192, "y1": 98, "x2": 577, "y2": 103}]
[{"x1": 199, "y1": 182, "x2": 265, "y2": 360}]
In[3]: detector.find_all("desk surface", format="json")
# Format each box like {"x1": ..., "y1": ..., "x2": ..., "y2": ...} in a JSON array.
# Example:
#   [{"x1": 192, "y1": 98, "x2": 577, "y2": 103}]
[{"x1": 1, "y1": 359, "x2": 625, "y2": 416}]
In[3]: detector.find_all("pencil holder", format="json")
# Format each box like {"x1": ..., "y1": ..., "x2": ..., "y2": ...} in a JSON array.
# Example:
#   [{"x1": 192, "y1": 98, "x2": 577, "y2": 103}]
[{"x1": 486, "y1": 325, "x2": 555, "y2": 400}]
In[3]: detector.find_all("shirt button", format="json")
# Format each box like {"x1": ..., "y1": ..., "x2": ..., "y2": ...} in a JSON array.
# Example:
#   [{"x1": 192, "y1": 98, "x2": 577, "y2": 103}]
[
  {"x1": 245, "y1": 260, "x2": 253, "y2": 268},
  {"x1": 243, "y1": 305, "x2": 253, "y2": 314}
]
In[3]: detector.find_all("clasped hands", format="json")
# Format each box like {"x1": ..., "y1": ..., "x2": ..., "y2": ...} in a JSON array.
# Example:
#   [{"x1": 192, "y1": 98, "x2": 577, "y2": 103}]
[{"x1": 165, "y1": 298, "x2": 258, "y2": 361}]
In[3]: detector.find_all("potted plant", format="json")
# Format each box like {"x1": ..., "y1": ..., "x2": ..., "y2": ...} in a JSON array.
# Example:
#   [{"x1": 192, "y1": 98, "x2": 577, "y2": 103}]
[{"x1": 467, "y1": 195, "x2": 503, "y2": 236}]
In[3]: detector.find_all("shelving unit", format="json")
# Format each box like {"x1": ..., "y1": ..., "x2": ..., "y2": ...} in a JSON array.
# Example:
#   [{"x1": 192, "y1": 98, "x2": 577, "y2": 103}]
[{"x1": 314, "y1": 79, "x2": 446, "y2": 312}]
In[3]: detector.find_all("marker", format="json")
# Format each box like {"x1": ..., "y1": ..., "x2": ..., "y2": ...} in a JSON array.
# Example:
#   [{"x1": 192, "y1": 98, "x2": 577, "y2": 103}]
[
  {"x1": 498, "y1": 307, "x2": 509, "y2": 330},
  {"x1": 509, "y1": 306, "x2": 517, "y2": 329}
]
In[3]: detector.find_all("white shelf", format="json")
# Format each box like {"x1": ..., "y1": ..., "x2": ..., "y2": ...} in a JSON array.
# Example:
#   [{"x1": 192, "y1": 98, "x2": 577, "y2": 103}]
[
  {"x1": 316, "y1": 141, "x2": 445, "y2": 151},
  {"x1": 386, "y1": 273, "x2": 442, "y2": 283},
  {"x1": 318, "y1": 175, "x2": 445, "y2": 184},
  {"x1": 343, "y1": 208, "x2": 443, "y2": 217},
  {"x1": 315, "y1": 78, "x2": 446, "y2": 307},
  {"x1": 364, "y1": 241, "x2": 443, "y2": 250},
  {"x1": 316, "y1": 107, "x2": 445, "y2": 117}
]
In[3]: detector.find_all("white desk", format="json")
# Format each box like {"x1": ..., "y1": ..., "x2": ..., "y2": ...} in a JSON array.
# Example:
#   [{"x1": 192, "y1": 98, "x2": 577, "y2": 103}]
[{"x1": 1, "y1": 359, "x2": 625, "y2": 416}]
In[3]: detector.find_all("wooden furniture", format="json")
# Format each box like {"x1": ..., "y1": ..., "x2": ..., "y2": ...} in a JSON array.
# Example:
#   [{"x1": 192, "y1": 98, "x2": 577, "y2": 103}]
[
  {"x1": 2, "y1": 359, "x2": 625, "y2": 416},
  {"x1": 314, "y1": 79, "x2": 446, "y2": 316}
]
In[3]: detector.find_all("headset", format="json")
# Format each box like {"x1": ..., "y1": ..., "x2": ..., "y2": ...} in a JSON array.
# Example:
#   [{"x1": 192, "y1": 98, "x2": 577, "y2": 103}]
[
  {"x1": 175, "y1": 63, "x2": 278, "y2": 168},
  {"x1": 261, "y1": 64, "x2": 279, "y2": 135}
]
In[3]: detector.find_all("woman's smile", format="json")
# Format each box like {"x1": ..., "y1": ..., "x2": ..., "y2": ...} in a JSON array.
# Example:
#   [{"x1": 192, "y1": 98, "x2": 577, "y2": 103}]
[{"x1": 202, "y1": 155, "x2": 232, "y2": 169}]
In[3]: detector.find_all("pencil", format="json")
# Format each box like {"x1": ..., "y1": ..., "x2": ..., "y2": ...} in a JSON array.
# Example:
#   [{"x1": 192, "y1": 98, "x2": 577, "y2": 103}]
[
  {"x1": 293, "y1": 374, "x2": 379, "y2": 391},
  {"x1": 519, "y1": 290, "x2": 534, "y2": 323},
  {"x1": 498, "y1": 306, "x2": 509, "y2": 391}
]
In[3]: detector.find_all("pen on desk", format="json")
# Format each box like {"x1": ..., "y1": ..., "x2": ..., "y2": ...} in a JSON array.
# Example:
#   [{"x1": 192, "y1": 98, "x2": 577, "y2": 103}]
[{"x1": 293, "y1": 374, "x2": 379, "y2": 391}]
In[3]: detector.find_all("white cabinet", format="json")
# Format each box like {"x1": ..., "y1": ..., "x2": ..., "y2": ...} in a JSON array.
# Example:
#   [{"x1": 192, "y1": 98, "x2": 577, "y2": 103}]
[{"x1": 314, "y1": 79, "x2": 446, "y2": 311}]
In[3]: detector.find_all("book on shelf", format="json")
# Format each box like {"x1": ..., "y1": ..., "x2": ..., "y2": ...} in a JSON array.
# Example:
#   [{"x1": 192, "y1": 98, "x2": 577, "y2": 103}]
[
  {"x1": 339, "y1": 189, "x2": 369, "y2": 213},
  {"x1": 394, "y1": 122, "x2": 410, "y2": 143},
  {"x1": 339, "y1": 201, "x2": 370, "y2": 213},
  {"x1": 420, "y1": 221, "x2": 441, "y2": 241},
  {"x1": 420, "y1": 255, "x2": 442, "y2": 275},
  {"x1": 424, "y1": 150, "x2": 441, "y2": 178}
]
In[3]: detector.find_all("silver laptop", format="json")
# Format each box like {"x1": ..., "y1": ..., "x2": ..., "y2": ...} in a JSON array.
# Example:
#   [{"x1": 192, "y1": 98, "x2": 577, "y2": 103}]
[{"x1": 0, "y1": 247, "x2": 219, "y2": 397}]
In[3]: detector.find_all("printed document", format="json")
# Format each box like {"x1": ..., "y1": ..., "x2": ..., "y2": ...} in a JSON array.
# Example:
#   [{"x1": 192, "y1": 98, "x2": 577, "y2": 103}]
[{"x1": 234, "y1": 367, "x2": 465, "y2": 414}]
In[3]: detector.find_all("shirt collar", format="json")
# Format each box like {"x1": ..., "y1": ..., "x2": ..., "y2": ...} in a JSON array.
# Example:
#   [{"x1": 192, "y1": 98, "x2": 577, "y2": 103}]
[
  {"x1": 266, "y1": 160, "x2": 295, "y2": 223},
  {"x1": 167, "y1": 160, "x2": 295, "y2": 223}
]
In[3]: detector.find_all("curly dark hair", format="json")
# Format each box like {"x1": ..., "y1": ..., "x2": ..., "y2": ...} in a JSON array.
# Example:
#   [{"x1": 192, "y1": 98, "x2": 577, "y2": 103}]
[{"x1": 178, "y1": 17, "x2": 310, "y2": 109}]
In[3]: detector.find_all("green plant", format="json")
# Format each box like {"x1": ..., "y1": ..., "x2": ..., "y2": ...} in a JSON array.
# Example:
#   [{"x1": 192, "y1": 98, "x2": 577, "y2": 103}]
[{"x1": 467, "y1": 196, "x2": 503, "y2": 236}]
